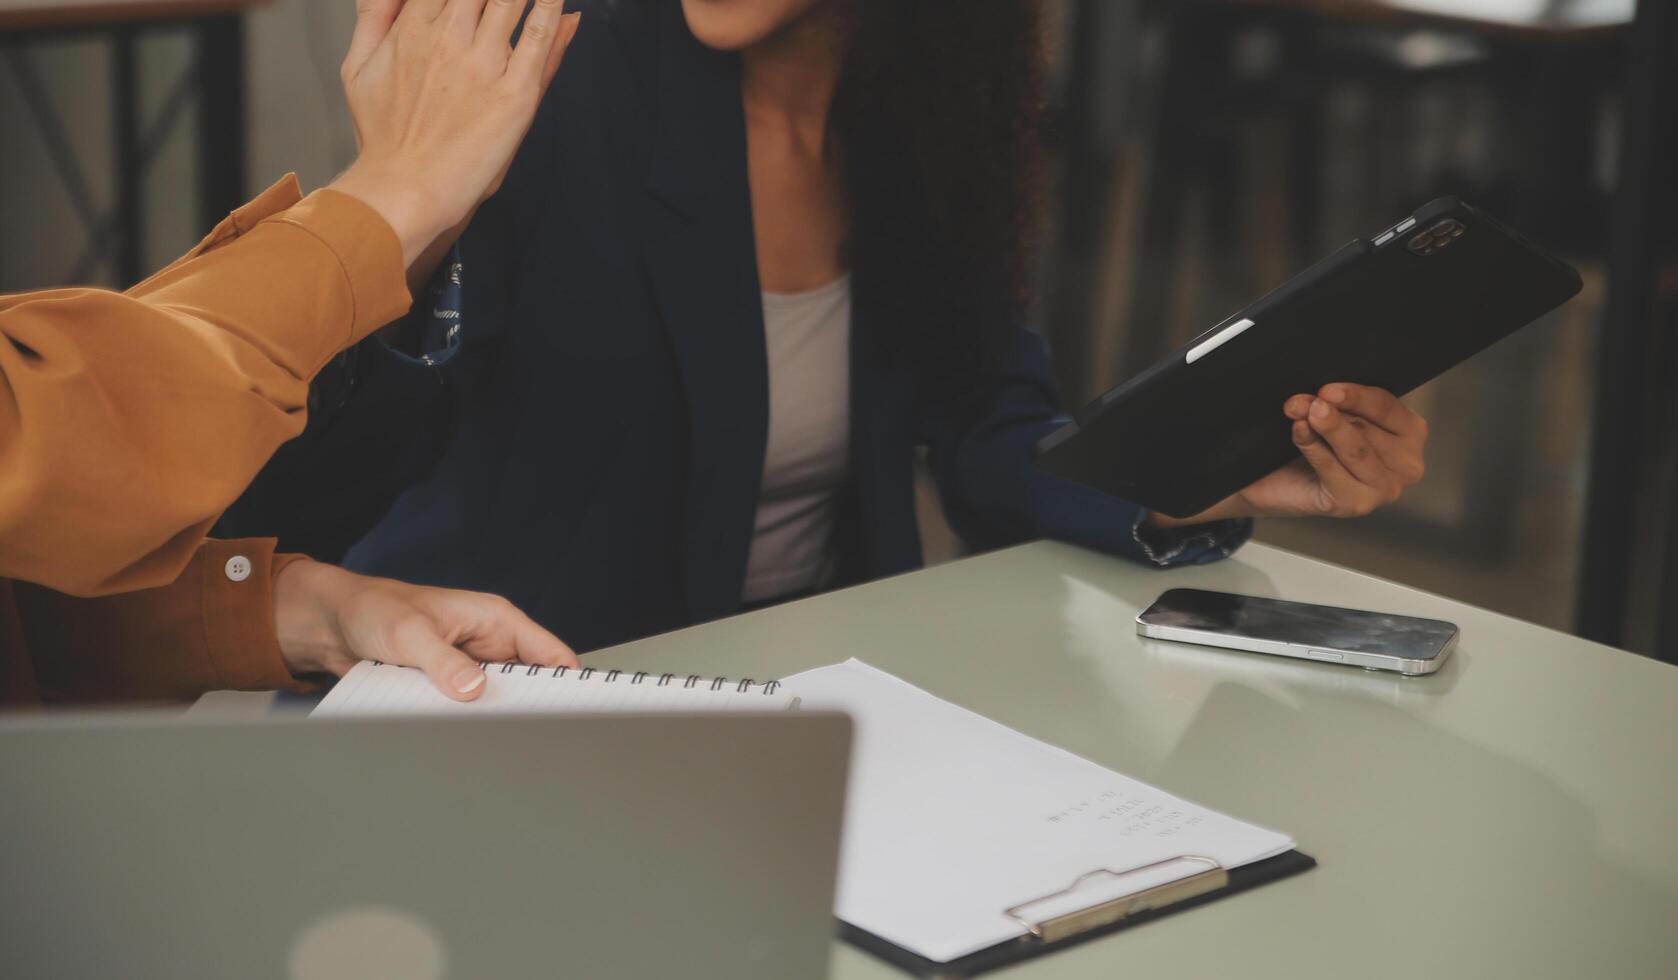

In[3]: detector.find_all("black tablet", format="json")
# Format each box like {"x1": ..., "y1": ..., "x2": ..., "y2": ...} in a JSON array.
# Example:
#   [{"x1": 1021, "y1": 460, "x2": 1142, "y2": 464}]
[{"x1": 1033, "y1": 198, "x2": 1582, "y2": 518}]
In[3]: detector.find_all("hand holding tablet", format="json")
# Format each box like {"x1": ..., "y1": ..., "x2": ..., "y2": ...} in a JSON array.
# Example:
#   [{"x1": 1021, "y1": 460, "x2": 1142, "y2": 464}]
[
  {"x1": 1036, "y1": 198, "x2": 1581, "y2": 520},
  {"x1": 1146, "y1": 382, "x2": 1431, "y2": 527}
]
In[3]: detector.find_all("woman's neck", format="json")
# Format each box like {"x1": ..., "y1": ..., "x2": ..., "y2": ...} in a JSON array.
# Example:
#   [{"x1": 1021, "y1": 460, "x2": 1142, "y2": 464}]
[{"x1": 739, "y1": 5, "x2": 846, "y2": 153}]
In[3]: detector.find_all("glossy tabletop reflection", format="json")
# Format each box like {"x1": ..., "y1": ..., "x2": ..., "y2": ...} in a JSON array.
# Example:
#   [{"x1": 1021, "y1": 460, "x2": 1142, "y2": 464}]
[{"x1": 585, "y1": 540, "x2": 1678, "y2": 979}]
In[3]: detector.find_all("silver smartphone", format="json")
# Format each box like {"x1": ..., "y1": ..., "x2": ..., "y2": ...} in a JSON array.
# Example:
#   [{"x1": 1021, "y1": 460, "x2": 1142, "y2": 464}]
[{"x1": 1135, "y1": 588, "x2": 1458, "y2": 676}]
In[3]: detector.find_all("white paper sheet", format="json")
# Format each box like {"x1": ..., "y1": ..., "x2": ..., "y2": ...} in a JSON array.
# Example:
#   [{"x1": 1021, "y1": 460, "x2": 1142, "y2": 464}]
[{"x1": 785, "y1": 659, "x2": 1294, "y2": 964}]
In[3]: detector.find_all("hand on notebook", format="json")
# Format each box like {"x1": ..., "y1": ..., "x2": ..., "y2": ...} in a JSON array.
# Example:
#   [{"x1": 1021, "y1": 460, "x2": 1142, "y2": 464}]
[
  {"x1": 1151, "y1": 383, "x2": 1429, "y2": 526},
  {"x1": 272, "y1": 561, "x2": 578, "y2": 700},
  {"x1": 328, "y1": 0, "x2": 582, "y2": 266}
]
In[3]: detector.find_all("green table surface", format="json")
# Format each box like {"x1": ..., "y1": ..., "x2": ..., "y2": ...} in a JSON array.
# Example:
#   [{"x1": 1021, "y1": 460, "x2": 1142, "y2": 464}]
[{"x1": 582, "y1": 540, "x2": 1678, "y2": 979}]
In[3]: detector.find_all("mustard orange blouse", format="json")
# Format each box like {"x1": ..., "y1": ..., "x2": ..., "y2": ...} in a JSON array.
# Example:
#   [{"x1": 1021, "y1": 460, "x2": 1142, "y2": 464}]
[{"x1": 0, "y1": 176, "x2": 409, "y2": 707}]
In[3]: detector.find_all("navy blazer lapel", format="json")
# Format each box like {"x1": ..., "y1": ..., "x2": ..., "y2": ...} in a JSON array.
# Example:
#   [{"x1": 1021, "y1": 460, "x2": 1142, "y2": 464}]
[{"x1": 639, "y1": 3, "x2": 768, "y2": 623}]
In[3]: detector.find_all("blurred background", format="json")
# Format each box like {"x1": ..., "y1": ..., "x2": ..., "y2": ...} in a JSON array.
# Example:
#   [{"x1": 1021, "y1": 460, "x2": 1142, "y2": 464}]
[{"x1": 1, "y1": 0, "x2": 1673, "y2": 660}]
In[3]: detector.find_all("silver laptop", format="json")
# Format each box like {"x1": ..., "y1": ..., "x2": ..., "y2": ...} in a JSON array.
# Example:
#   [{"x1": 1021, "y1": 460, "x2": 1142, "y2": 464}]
[{"x1": 0, "y1": 711, "x2": 851, "y2": 978}]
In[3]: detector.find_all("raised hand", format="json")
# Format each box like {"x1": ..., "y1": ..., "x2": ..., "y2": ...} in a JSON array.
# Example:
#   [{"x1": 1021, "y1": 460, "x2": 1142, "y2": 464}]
[{"x1": 328, "y1": 0, "x2": 581, "y2": 265}]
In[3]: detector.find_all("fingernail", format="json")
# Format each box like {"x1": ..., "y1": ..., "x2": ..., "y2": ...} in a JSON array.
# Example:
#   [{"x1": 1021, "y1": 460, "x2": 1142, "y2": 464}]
[
  {"x1": 453, "y1": 668, "x2": 486, "y2": 694},
  {"x1": 1310, "y1": 399, "x2": 1330, "y2": 421},
  {"x1": 1323, "y1": 385, "x2": 1345, "y2": 404}
]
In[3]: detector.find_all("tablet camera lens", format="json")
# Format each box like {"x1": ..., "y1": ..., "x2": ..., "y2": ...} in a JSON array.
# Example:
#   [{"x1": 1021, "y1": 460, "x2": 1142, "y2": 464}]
[
  {"x1": 1427, "y1": 219, "x2": 1467, "y2": 245},
  {"x1": 1409, "y1": 219, "x2": 1467, "y2": 255}
]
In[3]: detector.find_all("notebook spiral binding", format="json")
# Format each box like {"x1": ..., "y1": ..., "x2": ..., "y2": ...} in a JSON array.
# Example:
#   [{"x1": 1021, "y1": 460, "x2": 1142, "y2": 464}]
[{"x1": 371, "y1": 661, "x2": 783, "y2": 695}]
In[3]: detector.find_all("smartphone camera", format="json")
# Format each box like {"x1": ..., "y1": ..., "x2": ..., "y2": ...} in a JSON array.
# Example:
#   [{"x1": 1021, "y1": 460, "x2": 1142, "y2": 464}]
[{"x1": 1407, "y1": 218, "x2": 1466, "y2": 256}]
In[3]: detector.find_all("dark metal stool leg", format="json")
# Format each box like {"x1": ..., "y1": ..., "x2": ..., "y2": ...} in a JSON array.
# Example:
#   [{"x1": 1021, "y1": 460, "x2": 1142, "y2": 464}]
[
  {"x1": 112, "y1": 25, "x2": 143, "y2": 286},
  {"x1": 195, "y1": 13, "x2": 246, "y2": 234},
  {"x1": 1576, "y1": 0, "x2": 1675, "y2": 651}
]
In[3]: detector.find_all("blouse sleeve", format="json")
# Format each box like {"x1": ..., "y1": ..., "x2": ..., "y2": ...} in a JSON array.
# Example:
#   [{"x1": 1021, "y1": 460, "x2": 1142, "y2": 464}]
[{"x1": 0, "y1": 177, "x2": 410, "y2": 596}]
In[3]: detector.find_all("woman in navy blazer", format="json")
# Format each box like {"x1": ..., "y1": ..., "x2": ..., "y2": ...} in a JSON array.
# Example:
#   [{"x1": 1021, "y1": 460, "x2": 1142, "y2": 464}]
[{"x1": 225, "y1": 0, "x2": 1430, "y2": 653}]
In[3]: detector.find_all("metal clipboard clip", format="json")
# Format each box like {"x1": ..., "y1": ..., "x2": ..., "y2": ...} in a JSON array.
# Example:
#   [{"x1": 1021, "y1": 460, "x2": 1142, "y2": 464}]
[{"x1": 1003, "y1": 855, "x2": 1229, "y2": 945}]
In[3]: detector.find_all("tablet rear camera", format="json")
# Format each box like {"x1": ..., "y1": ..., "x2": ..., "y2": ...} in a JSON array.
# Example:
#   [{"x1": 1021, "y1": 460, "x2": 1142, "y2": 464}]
[{"x1": 1408, "y1": 218, "x2": 1465, "y2": 256}]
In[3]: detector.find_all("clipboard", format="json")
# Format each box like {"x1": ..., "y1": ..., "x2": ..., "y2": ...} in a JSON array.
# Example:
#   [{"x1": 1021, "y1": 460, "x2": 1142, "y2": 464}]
[{"x1": 839, "y1": 849, "x2": 1317, "y2": 977}]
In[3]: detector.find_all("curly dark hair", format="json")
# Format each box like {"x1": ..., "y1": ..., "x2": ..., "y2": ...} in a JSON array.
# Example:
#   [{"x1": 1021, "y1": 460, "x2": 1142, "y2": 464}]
[{"x1": 831, "y1": 0, "x2": 1046, "y2": 396}]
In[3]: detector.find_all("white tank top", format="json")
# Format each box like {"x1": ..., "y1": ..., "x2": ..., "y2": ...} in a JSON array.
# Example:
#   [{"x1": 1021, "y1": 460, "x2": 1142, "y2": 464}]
[{"x1": 741, "y1": 275, "x2": 853, "y2": 603}]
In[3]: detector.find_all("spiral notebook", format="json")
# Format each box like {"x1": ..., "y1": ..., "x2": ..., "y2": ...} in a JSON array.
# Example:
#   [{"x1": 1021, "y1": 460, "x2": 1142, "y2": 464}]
[
  {"x1": 313, "y1": 658, "x2": 1311, "y2": 976},
  {"x1": 312, "y1": 660, "x2": 800, "y2": 716}
]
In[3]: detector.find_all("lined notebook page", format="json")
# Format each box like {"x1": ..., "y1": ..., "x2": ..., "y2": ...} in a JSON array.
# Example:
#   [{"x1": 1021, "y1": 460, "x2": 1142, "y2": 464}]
[{"x1": 313, "y1": 662, "x2": 800, "y2": 717}]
